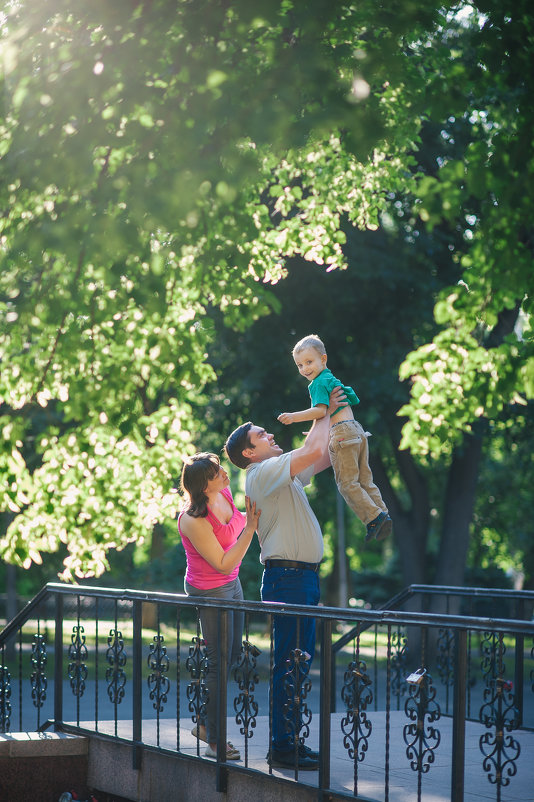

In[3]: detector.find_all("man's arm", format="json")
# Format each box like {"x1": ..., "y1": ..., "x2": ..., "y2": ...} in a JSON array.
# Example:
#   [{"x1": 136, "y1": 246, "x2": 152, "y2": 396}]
[
  {"x1": 288, "y1": 387, "x2": 345, "y2": 477},
  {"x1": 289, "y1": 414, "x2": 330, "y2": 478},
  {"x1": 311, "y1": 442, "x2": 333, "y2": 476},
  {"x1": 309, "y1": 386, "x2": 349, "y2": 474}
]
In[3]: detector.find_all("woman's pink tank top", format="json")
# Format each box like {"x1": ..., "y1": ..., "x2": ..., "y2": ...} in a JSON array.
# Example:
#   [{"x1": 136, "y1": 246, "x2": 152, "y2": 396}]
[{"x1": 178, "y1": 487, "x2": 246, "y2": 589}]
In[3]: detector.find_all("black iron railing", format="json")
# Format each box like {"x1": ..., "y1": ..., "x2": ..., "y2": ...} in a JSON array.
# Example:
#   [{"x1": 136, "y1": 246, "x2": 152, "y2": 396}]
[
  {"x1": 1, "y1": 582, "x2": 533, "y2": 802},
  {"x1": 331, "y1": 584, "x2": 534, "y2": 722}
]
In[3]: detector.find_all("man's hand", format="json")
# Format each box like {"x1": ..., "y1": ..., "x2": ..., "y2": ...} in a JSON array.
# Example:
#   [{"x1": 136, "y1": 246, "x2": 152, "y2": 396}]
[
  {"x1": 277, "y1": 412, "x2": 295, "y2": 425},
  {"x1": 328, "y1": 386, "x2": 346, "y2": 415}
]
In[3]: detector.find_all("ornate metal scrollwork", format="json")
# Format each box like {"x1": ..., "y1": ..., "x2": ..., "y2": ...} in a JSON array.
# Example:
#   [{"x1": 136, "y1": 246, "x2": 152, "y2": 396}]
[
  {"x1": 186, "y1": 635, "x2": 209, "y2": 727},
  {"x1": 106, "y1": 628, "x2": 127, "y2": 705},
  {"x1": 436, "y1": 626, "x2": 455, "y2": 710},
  {"x1": 68, "y1": 624, "x2": 88, "y2": 698},
  {"x1": 391, "y1": 627, "x2": 408, "y2": 706},
  {"x1": 0, "y1": 664, "x2": 11, "y2": 732},
  {"x1": 30, "y1": 633, "x2": 48, "y2": 709},
  {"x1": 147, "y1": 634, "x2": 170, "y2": 713},
  {"x1": 340, "y1": 659, "x2": 373, "y2": 762},
  {"x1": 233, "y1": 640, "x2": 260, "y2": 739},
  {"x1": 403, "y1": 669, "x2": 441, "y2": 775},
  {"x1": 479, "y1": 638, "x2": 521, "y2": 791},
  {"x1": 437, "y1": 627, "x2": 454, "y2": 688},
  {"x1": 481, "y1": 631, "x2": 501, "y2": 685},
  {"x1": 282, "y1": 647, "x2": 312, "y2": 745}
]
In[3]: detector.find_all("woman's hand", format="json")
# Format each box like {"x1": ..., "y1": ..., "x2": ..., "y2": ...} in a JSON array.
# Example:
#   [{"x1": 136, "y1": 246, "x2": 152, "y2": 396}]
[
  {"x1": 181, "y1": 492, "x2": 260, "y2": 575},
  {"x1": 245, "y1": 496, "x2": 261, "y2": 531}
]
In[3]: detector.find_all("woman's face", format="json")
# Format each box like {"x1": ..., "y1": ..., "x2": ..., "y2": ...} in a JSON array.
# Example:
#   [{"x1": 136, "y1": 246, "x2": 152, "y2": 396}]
[{"x1": 205, "y1": 463, "x2": 230, "y2": 494}]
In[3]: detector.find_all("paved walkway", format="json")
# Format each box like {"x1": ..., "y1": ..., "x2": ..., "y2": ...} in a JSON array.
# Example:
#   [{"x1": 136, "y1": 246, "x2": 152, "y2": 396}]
[{"x1": 77, "y1": 713, "x2": 534, "y2": 802}]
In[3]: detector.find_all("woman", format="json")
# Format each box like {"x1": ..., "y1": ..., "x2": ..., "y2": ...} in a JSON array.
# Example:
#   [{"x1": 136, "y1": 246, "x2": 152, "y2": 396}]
[{"x1": 178, "y1": 452, "x2": 260, "y2": 760}]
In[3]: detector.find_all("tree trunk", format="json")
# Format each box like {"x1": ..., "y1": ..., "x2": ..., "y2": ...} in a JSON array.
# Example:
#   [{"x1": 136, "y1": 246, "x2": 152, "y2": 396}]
[
  {"x1": 336, "y1": 491, "x2": 348, "y2": 608},
  {"x1": 372, "y1": 446, "x2": 431, "y2": 667},
  {"x1": 142, "y1": 522, "x2": 166, "y2": 629},
  {"x1": 432, "y1": 432, "x2": 484, "y2": 614},
  {"x1": 371, "y1": 444, "x2": 430, "y2": 587}
]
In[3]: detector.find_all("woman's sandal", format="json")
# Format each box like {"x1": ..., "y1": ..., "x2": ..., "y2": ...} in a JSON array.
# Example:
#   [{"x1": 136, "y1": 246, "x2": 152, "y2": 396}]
[
  {"x1": 204, "y1": 742, "x2": 241, "y2": 760},
  {"x1": 226, "y1": 742, "x2": 240, "y2": 760}
]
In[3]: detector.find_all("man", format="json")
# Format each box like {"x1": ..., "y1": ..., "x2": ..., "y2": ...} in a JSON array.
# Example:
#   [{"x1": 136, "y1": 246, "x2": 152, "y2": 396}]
[{"x1": 225, "y1": 389, "x2": 342, "y2": 770}]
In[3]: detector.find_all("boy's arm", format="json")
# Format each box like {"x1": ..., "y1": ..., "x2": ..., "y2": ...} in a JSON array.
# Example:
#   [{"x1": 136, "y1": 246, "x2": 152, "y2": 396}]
[{"x1": 278, "y1": 405, "x2": 327, "y2": 425}]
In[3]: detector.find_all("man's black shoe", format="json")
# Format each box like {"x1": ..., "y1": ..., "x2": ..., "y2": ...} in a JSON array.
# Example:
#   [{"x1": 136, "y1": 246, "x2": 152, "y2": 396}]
[
  {"x1": 267, "y1": 747, "x2": 319, "y2": 770},
  {"x1": 298, "y1": 742, "x2": 320, "y2": 760}
]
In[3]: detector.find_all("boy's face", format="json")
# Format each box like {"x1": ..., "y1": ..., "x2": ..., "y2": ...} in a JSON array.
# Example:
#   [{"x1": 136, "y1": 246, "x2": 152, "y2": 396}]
[{"x1": 293, "y1": 347, "x2": 327, "y2": 381}]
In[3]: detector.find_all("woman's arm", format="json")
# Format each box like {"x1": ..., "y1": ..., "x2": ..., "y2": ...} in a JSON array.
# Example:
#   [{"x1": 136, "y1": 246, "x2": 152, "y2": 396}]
[
  {"x1": 181, "y1": 496, "x2": 261, "y2": 575},
  {"x1": 278, "y1": 405, "x2": 327, "y2": 425}
]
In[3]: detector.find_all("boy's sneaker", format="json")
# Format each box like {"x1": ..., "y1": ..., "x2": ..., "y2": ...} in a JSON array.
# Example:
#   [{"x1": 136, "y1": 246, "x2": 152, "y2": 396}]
[{"x1": 365, "y1": 512, "x2": 393, "y2": 542}]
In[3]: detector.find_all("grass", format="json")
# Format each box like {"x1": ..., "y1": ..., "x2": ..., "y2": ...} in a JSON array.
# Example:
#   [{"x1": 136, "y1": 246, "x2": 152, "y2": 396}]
[{"x1": 2, "y1": 616, "x2": 531, "y2": 688}]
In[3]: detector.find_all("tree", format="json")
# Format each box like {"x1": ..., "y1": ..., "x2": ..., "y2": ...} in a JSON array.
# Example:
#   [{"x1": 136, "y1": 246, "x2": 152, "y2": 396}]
[
  {"x1": 399, "y1": 1, "x2": 534, "y2": 456},
  {"x1": 1, "y1": 0, "x2": 532, "y2": 587},
  {"x1": 0, "y1": 0, "x2": 445, "y2": 577},
  {"x1": 199, "y1": 58, "x2": 534, "y2": 597},
  {"x1": 395, "y1": 2, "x2": 534, "y2": 599},
  {"x1": 470, "y1": 404, "x2": 534, "y2": 591}
]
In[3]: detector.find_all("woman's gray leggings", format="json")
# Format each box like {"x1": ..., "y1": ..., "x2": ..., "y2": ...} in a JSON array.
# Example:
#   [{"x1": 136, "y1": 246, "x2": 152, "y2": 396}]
[{"x1": 185, "y1": 577, "x2": 244, "y2": 744}]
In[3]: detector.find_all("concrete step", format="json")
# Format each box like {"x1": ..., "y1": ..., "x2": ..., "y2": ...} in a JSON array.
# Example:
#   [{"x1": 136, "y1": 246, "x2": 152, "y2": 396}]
[
  {"x1": 0, "y1": 730, "x2": 88, "y2": 757},
  {"x1": 0, "y1": 731, "x2": 89, "y2": 802}
]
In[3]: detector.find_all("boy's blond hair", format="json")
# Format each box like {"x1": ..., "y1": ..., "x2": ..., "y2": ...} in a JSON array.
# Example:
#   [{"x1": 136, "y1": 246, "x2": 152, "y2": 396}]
[{"x1": 292, "y1": 334, "x2": 326, "y2": 358}]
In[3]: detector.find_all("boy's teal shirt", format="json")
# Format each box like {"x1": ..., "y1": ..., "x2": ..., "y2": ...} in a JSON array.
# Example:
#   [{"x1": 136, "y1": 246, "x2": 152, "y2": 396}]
[{"x1": 308, "y1": 368, "x2": 360, "y2": 417}]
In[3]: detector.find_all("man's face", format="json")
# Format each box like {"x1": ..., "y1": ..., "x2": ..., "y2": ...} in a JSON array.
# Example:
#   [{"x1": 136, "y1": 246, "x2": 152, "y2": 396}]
[{"x1": 245, "y1": 425, "x2": 283, "y2": 463}]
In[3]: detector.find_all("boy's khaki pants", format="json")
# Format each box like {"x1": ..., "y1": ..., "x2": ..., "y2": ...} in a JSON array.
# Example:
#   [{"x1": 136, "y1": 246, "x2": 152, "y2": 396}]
[{"x1": 328, "y1": 419, "x2": 387, "y2": 525}]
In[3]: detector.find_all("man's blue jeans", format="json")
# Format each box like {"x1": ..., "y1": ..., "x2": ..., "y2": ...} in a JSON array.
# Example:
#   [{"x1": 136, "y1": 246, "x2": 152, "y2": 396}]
[{"x1": 261, "y1": 566, "x2": 320, "y2": 750}]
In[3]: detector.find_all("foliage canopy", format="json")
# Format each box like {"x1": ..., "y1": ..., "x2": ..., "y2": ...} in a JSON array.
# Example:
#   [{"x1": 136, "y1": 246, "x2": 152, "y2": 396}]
[{"x1": 1, "y1": 0, "x2": 532, "y2": 579}]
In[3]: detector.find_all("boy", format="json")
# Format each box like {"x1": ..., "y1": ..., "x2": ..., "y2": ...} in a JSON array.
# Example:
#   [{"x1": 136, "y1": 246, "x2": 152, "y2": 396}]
[{"x1": 278, "y1": 334, "x2": 392, "y2": 542}]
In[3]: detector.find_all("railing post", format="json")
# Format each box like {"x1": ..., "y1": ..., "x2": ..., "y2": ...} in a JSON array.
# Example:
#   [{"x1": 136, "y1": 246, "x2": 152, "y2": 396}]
[
  {"x1": 216, "y1": 607, "x2": 229, "y2": 793},
  {"x1": 319, "y1": 618, "x2": 332, "y2": 793},
  {"x1": 54, "y1": 593, "x2": 63, "y2": 729},
  {"x1": 330, "y1": 629, "x2": 337, "y2": 713},
  {"x1": 451, "y1": 628, "x2": 467, "y2": 802},
  {"x1": 132, "y1": 599, "x2": 142, "y2": 769},
  {"x1": 514, "y1": 597, "x2": 525, "y2": 727}
]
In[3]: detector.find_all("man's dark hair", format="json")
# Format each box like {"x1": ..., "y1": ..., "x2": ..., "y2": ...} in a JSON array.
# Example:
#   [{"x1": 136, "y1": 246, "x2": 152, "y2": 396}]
[{"x1": 225, "y1": 422, "x2": 254, "y2": 469}]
